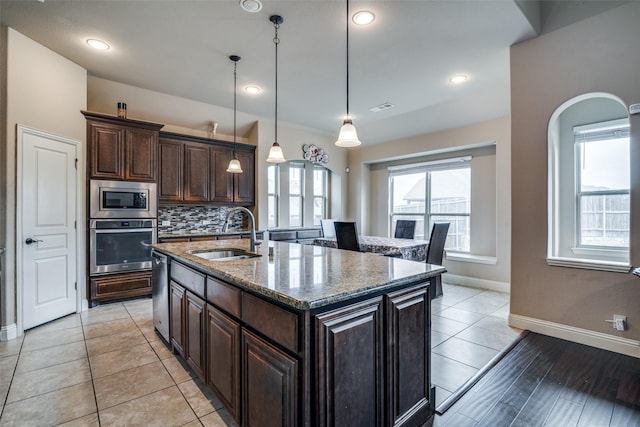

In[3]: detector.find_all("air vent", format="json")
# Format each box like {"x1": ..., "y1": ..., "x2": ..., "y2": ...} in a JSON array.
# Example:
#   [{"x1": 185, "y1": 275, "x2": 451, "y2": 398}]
[{"x1": 369, "y1": 102, "x2": 395, "y2": 113}]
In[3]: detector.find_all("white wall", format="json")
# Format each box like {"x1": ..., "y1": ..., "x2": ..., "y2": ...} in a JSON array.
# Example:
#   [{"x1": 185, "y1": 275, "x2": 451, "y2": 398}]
[
  {"x1": 1, "y1": 28, "x2": 87, "y2": 337},
  {"x1": 348, "y1": 117, "x2": 511, "y2": 286}
]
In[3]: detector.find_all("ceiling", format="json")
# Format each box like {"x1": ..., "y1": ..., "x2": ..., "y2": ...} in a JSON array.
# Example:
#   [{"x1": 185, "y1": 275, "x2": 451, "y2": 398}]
[{"x1": 1, "y1": 0, "x2": 541, "y2": 145}]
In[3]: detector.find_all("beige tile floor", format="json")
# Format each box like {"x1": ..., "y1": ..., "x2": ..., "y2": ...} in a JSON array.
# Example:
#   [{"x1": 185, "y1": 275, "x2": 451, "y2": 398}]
[
  {"x1": 431, "y1": 282, "x2": 522, "y2": 407},
  {"x1": 0, "y1": 283, "x2": 518, "y2": 426},
  {"x1": 0, "y1": 299, "x2": 238, "y2": 427}
]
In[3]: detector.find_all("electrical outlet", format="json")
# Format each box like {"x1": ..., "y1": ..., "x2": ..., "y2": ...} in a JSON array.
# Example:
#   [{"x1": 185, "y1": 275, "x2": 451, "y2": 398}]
[
  {"x1": 161, "y1": 220, "x2": 171, "y2": 226},
  {"x1": 613, "y1": 314, "x2": 627, "y2": 331}
]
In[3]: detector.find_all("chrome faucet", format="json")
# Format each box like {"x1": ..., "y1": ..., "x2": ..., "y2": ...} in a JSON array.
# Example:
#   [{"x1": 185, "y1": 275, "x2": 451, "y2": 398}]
[{"x1": 223, "y1": 207, "x2": 257, "y2": 252}]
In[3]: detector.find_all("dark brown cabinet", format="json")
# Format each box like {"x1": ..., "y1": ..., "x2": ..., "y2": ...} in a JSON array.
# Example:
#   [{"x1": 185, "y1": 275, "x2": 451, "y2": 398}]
[
  {"x1": 159, "y1": 132, "x2": 255, "y2": 205},
  {"x1": 88, "y1": 271, "x2": 152, "y2": 307},
  {"x1": 210, "y1": 146, "x2": 234, "y2": 203},
  {"x1": 386, "y1": 285, "x2": 431, "y2": 426},
  {"x1": 233, "y1": 149, "x2": 255, "y2": 205},
  {"x1": 170, "y1": 281, "x2": 186, "y2": 357},
  {"x1": 163, "y1": 257, "x2": 435, "y2": 427},
  {"x1": 83, "y1": 111, "x2": 163, "y2": 182},
  {"x1": 242, "y1": 329, "x2": 298, "y2": 427},
  {"x1": 207, "y1": 305, "x2": 241, "y2": 420},
  {"x1": 186, "y1": 291, "x2": 206, "y2": 380},
  {"x1": 158, "y1": 139, "x2": 183, "y2": 201},
  {"x1": 184, "y1": 142, "x2": 210, "y2": 202},
  {"x1": 316, "y1": 297, "x2": 384, "y2": 427}
]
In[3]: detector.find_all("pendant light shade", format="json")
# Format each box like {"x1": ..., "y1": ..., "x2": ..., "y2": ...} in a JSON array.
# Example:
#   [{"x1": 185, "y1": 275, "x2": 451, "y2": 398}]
[
  {"x1": 335, "y1": 0, "x2": 361, "y2": 147},
  {"x1": 226, "y1": 157, "x2": 243, "y2": 172},
  {"x1": 335, "y1": 117, "x2": 361, "y2": 147},
  {"x1": 227, "y1": 55, "x2": 243, "y2": 173},
  {"x1": 266, "y1": 14, "x2": 287, "y2": 163},
  {"x1": 266, "y1": 142, "x2": 285, "y2": 163}
]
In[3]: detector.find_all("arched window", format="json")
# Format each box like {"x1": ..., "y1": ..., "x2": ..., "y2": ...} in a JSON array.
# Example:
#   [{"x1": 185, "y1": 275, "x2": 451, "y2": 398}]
[{"x1": 547, "y1": 93, "x2": 630, "y2": 271}]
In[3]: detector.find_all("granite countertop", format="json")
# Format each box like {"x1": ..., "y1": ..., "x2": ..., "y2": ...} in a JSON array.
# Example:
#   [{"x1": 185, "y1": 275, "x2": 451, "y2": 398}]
[{"x1": 152, "y1": 240, "x2": 445, "y2": 310}]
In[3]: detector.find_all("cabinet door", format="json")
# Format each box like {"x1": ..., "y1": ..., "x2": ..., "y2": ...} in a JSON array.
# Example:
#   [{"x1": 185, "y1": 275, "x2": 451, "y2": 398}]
[
  {"x1": 159, "y1": 140, "x2": 183, "y2": 201},
  {"x1": 386, "y1": 284, "x2": 431, "y2": 426},
  {"x1": 184, "y1": 142, "x2": 210, "y2": 202},
  {"x1": 210, "y1": 146, "x2": 234, "y2": 203},
  {"x1": 170, "y1": 281, "x2": 186, "y2": 357},
  {"x1": 233, "y1": 149, "x2": 255, "y2": 205},
  {"x1": 125, "y1": 128, "x2": 157, "y2": 181},
  {"x1": 315, "y1": 297, "x2": 384, "y2": 427},
  {"x1": 207, "y1": 305, "x2": 241, "y2": 422},
  {"x1": 186, "y1": 291, "x2": 206, "y2": 380},
  {"x1": 242, "y1": 329, "x2": 298, "y2": 427},
  {"x1": 89, "y1": 122, "x2": 124, "y2": 179}
]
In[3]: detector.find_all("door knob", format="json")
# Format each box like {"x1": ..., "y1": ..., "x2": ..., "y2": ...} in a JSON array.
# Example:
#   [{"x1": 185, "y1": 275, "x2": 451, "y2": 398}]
[{"x1": 25, "y1": 238, "x2": 43, "y2": 245}]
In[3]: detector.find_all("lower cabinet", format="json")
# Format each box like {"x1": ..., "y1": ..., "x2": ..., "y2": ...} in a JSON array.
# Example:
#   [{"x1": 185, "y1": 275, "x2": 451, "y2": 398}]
[
  {"x1": 167, "y1": 260, "x2": 433, "y2": 427},
  {"x1": 316, "y1": 297, "x2": 384, "y2": 427},
  {"x1": 89, "y1": 271, "x2": 152, "y2": 307},
  {"x1": 186, "y1": 291, "x2": 206, "y2": 380},
  {"x1": 207, "y1": 305, "x2": 241, "y2": 420},
  {"x1": 170, "y1": 281, "x2": 186, "y2": 357},
  {"x1": 242, "y1": 329, "x2": 298, "y2": 427}
]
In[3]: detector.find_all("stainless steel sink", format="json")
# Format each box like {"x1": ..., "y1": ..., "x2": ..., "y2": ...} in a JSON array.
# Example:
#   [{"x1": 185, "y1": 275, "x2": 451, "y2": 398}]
[{"x1": 187, "y1": 249, "x2": 261, "y2": 261}]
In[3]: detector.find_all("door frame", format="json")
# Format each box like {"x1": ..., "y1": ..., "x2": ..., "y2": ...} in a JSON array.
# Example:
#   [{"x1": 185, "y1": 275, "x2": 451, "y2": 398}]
[{"x1": 16, "y1": 125, "x2": 84, "y2": 335}]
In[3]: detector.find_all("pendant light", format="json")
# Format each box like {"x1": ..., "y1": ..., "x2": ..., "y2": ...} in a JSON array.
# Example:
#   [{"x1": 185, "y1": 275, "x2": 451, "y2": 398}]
[
  {"x1": 266, "y1": 14, "x2": 286, "y2": 163},
  {"x1": 335, "y1": 0, "x2": 362, "y2": 147},
  {"x1": 227, "y1": 55, "x2": 244, "y2": 173}
]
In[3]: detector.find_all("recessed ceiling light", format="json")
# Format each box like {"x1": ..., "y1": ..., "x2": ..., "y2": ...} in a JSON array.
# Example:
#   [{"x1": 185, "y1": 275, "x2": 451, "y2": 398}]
[
  {"x1": 239, "y1": 0, "x2": 262, "y2": 13},
  {"x1": 352, "y1": 11, "x2": 375, "y2": 25},
  {"x1": 369, "y1": 102, "x2": 395, "y2": 113},
  {"x1": 245, "y1": 86, "x2": 261, "y2": 94},
  {"x1": 86, "y1": 39, "x2": 110, "y2": 51},
  {"x1": 449, "y1": 74, "x2": 468, "y2": 84}
]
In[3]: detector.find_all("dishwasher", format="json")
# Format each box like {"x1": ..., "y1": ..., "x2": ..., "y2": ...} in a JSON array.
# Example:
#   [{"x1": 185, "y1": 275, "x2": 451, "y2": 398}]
[{"x1": 151, "y1": 250, "x2": 170, "y2": 343}]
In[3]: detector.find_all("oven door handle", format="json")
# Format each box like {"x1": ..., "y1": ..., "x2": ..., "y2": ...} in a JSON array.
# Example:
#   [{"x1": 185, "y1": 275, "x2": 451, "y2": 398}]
[{"x1": 92, "y1": 228, "x2": 155, "y2": 234}]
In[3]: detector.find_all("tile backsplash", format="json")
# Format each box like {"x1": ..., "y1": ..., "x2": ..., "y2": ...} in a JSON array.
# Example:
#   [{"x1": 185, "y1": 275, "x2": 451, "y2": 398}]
[{"x1": 158, "y1": 205, "x2": 248, "y2": 234}]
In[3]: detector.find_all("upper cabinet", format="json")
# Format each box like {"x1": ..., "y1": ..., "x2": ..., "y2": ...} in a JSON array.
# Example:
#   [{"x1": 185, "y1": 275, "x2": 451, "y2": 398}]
[
  {"x1": 159, "y1": 132, "x2": 255, "y2": 206},
  {"x1": 82, "y1": 111, "x2": 164, "y2": 182}
]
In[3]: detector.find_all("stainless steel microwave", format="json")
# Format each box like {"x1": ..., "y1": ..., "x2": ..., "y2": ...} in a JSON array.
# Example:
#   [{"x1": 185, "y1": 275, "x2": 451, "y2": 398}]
[{"x1": 90, "y1": 180, "x2": 157, "y2": 219}]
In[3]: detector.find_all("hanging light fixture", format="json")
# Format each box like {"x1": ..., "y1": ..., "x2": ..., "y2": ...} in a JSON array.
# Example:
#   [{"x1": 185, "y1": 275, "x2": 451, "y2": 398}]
[
  {"x1": 335, "y1": 0, "x2": 362, "y2": 147},
  {"x1": 266, "y1": 15, "x2": 286, "y2": 163},
  {"x1": 227, "y1": 55, "x2": 244, "y2": 173}
]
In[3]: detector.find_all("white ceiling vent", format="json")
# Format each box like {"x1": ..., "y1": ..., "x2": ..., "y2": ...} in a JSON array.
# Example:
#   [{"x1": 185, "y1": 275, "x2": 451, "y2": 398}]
[{"x1": 369, "y1": 102, "x2": 395, "y2": 113}]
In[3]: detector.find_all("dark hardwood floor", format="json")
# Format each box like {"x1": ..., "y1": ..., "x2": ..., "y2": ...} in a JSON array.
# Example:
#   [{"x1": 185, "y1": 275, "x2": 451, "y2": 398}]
[{"x1": 429, "y1": 332, "x2": 640, "y2": 427}]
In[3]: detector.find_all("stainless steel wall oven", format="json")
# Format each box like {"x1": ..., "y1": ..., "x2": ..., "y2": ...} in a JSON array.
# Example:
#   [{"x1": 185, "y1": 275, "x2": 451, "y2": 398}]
[{"x1": 89, "y1": 219, "x2": 157, "y2": 275}]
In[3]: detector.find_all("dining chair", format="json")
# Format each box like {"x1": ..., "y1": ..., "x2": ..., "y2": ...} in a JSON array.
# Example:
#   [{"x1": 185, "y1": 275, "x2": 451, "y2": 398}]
[
  {"x1": 426, "y1": 222, "x2": 450, "y2": 299},
  {"x1": 333, "y1": 221, "x2": 361, "y2": 252},
  {"x1": 394, "y1": 220, "x2": 416, "y2": 239}
]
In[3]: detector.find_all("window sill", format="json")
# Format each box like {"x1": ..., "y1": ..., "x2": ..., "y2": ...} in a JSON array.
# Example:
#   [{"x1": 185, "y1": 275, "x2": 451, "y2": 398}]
[
  {"x1": 546, "y1": 256, "x2": 631, "y2": 273},
  {"x1": 445, "y1": 252, "x2": 497, "y2": 265}
]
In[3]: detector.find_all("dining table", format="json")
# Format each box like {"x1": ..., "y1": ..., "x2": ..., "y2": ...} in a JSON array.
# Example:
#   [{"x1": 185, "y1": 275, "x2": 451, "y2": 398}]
[{"x1": 312, "y1": 235, "x2": 429, "y2": 262}]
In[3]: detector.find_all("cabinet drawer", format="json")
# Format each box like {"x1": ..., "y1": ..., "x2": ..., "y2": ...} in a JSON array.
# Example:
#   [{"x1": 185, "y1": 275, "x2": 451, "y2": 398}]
[
  {"x1": 171, "y1": 262, "x2": 205, "y2": 296},
  {"x1": 207, "y1": 277, "x2": 241, "y2": 318},
  {"x1": 90, "y1": 271, "x2": 151, "y2": 301},
  {"x1": 242, "y1": 293, "x2": 298, "y2": 352}
]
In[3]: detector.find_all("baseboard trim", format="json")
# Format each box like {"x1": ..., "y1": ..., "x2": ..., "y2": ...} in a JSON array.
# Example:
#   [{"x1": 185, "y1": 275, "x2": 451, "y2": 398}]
[
  {"x1": 509, "y1": 314, "x2": 640, "y2": 358},
  {"x1": 0, "y1": 323, "x2": 18, "y2": 341},
  {"x1": 443, "y1": 273, "x2": 510, "y2": 294}
]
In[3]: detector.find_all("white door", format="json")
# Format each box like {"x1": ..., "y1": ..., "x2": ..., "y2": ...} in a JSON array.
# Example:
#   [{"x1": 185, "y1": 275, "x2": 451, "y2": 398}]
[{"x1": 19, "y1": 126, "x2": 78, "y2": 330}]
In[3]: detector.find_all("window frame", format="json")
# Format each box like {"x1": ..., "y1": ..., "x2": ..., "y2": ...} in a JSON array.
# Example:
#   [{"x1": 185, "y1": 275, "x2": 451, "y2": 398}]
[
  {"x1": 267, "y1": 164, "x2": 280, "y2": 229},
  {"x1": 288, "y1": 162, "x2": 305, "y2": 228},
  {"x1": 389, "y1": 157, "x2": 471, "y2": 253},
  {"x1": 546, "y1": 94, "x2": 631, "y2": 272},
  {"x1": 312, "y1": 165, "x2": 328, "y2": 226}
]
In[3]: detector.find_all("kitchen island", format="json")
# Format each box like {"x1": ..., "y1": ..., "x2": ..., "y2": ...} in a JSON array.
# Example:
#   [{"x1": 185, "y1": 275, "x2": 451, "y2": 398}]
[{"x1": 152, "y1": 239, "x2": 445, "y2": 427}]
